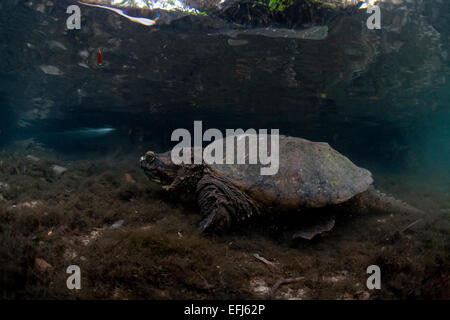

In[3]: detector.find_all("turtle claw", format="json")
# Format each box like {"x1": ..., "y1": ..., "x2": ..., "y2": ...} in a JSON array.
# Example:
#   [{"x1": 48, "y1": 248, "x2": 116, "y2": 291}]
[
  {"x1": 198, "y1": 209, "x2": 231, "y2": 233},
  {"x1": 198, "y1": 214, "x2": 215, "y2": 233}
]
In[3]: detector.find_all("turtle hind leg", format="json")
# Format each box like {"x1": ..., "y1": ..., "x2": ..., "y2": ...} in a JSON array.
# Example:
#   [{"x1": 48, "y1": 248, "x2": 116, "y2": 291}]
[
  {"x1": 352, "y1": 186, "x2": 424, "y2": 216},
  {"x1": 196, "y1": 174, "x2": 260, "y2": 233}
]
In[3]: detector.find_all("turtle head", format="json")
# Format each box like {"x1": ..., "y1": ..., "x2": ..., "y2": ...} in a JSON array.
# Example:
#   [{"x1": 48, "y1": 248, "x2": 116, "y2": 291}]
[{"x1": 140, "y1": 151, "x2": 178, "y2": 186}]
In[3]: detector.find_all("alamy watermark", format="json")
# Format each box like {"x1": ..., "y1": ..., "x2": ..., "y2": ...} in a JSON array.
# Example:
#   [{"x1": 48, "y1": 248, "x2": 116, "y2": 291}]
[
  {"x1": 366, "y1": 265, "x2": 381, "y2": 290},
  {"x1": 66, "y1": 5, "x2": 81, "y2": 30},
  {"x1": 366, "y1": 5, "x2": 381, "y2": 30},
  {"x1": 66, "y1": 265, "x2": 81, "y2": 290},
  {"x1": 360, "y1": 0, "x2": 381, "y2": 30},
  {"x1": 171, "y1": 121, "x2": 280, "y2": 176}
]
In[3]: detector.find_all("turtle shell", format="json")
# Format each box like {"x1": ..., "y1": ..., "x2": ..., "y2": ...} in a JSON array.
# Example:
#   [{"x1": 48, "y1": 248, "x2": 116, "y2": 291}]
[{"x1": 206, "y1": 135, "x2": 373, "y2": 211}]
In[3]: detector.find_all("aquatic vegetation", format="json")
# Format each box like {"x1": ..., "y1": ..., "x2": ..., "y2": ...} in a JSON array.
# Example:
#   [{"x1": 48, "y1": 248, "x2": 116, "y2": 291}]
[{"x1": 267, "y1": 0, "x2": 294, "y2": 12}]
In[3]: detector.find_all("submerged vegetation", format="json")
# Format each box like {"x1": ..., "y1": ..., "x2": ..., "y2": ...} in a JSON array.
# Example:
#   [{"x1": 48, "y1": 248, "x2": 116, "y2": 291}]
[
  {"x1": 267, "y1": 0, "x2": 294, "y2": 12},
  {"x1": 0, "y1": 145, "x2": 448, "y2": 299}
]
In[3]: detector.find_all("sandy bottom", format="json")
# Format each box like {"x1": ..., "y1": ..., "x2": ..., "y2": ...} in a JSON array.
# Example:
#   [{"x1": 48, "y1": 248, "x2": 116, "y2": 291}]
[{"x1": 0, "y1": 142, "x2": 449, "y2": 299}]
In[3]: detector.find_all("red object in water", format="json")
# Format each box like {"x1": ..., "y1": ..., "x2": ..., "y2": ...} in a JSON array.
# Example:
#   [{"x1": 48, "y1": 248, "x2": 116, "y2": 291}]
[{"x1": 97, "y1": 49, "x2": 103, "y2": 65}]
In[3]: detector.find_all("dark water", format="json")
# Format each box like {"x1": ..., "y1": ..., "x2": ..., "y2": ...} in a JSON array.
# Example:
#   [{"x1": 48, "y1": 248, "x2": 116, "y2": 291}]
[
  {"x1": 0, "y1": 0, "x2": 447, "y2": 190},
  {"x1": 0, "y1": 8, "x2": 447, "y2": 181},
  {"x1": 11, "y1": 73, "x2": 450, "y2": 183}
]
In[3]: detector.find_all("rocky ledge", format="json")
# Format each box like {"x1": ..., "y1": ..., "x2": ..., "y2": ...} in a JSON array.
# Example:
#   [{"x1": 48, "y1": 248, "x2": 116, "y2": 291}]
[{"x1": 0, "y1": 0, "x2": 447, "y2": 136}]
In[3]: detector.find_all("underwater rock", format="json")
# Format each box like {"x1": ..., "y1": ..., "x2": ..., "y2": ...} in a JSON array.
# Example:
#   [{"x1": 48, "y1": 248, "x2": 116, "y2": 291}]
[
  {"x1": 0, "y1": 182, "x2": 9, "y2": 191},
  {"x1": 26, "y1": 155, "x2": 40, "y2": 162},
  {"x1": 39, "y1": 65, "x2": 63, "y2": 76},
  {"x1": 0, "y1": 0, "x2": 446, "y2": 129},
  {"x1": 52, "y1": 165, "x2": 68, "y2": 176},
  {"x1": 280, "y1": 288, "x2": 309, "y2": 300},
  {"x1": 12, "y1": 201, "x2": 42, "y2": 209},
  {"x1": 323, "y1": 270, "x2": 350, "y2": 283},
  {"x1": 34, "y1": 257, "x2": 52, "y2": 273},
  {"x1": 79, "y1": 230, "x2": 102, "y2": 246},
  {"x1": 355, "y1": 291, "x2": 371, "y2": 300},
  {"x1": 111, "y1": 219, "x2": 125, "y2": 229},
  {"x1": 78, "y1": 50, "x2": 89, "y2": 59},
  {"x1": 63, "y1": 248, "x2": 78, "y2": 261},
  {"x1": 124, "y1": 173, "x2": 136, "y2": 184},
  {"x1": 77, "y1": 62, "x2": 90, "y2": 69},
  {"x1": 249, "y1": 279, "x2": 270, "y2": 296},
  {"x1": 47, "y1": 40, "x2": 67, "y2": 51},
  {"x1": 216, "y1": 25, "x2": 329, "y2": 40},
  {"x1": 227, "y1": 39, "x2": 248, "y2": 46},
  {"x1": 293, "y1": 216, "x2": 335, "y2": 240},
  {"x1": 0, "y1": 183, "x2": 9, "y2": 202}
]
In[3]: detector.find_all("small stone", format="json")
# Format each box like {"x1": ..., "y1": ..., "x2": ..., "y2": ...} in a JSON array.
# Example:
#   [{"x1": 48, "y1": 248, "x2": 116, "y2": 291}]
[
  {"x1": 0, "y1": 182, "x2": 9, "y2": 191},
  {"x1": 47, "y1": 40, "x2": 67, "y2": 51},
  {"x1": 324, "y1": 270, "x2": 349, "y2": 283},
  {"x1": 40, "y1": 65, "x2": 62, "y2": 76},
  {"x1": 52, "y1": 165, "x2": 68, "y2": 176},
  {"x1": 124, "y1": 173, "x2": 136, "y2": 184},
  {"x1": 80, "y1": 230, "x2": 102, "y2": 246},
  {"x1": 250, "y1": 279, "x2": 270, "y2": 296},
  {"x1": 26, "y1": 155, "x2": 40, "y2": 162},
  {"x1": 357, "y1": 291, "x2": 371, "y2": 300},
  {"x1": 12, "y1": 201, "x2": 42, "y2": 209},
  {"x1": 111, "y1": 220, "x2": 124, "y2": 229},
  {"x1": 228, "y1": 39, "x2": 249, "y2": 46},
  {"x1": 79, "y1": 50, "x2": 89, "y2": 59},
  {"x1": 35, "y1": 4, "x2": 45, "y2": 13},
  {"x1": 341, "y1": 293, "x2": 354, "y2": 300},
  {"x1": 34, "y1": 258, "x2": 52, "y2": 273},
  {"x1": 64, "y1": 249, "x2": 78, "y2": 260}
]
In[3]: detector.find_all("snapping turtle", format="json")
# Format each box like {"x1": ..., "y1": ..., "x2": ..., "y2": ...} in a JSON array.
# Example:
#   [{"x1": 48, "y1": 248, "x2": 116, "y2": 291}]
[{"x1": 140, "y1": 135, "x2": 422, "y2": 238}]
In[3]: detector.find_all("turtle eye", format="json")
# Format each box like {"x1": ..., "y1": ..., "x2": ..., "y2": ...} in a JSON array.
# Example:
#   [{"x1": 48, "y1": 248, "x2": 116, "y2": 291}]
[{"x1": 145, "y1": 151, "x2": 156, "y2": 163}]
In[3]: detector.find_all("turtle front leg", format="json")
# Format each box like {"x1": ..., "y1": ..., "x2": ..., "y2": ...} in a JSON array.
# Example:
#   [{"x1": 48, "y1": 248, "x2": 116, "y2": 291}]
[
  {"x1": 162, "y1": 165, "x2": 204, "y2": 193},
  {"x1": 196, "y1": 174, "x2": 260, "y2": 233},
  {"x1": 197, "y1": 182, "x2": 232, "y2": 233}
]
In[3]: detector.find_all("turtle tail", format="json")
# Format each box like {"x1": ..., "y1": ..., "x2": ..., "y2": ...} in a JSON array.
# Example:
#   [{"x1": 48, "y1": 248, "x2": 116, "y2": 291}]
[{"x1": 351, "y1": 186, "x2": 424, "y2": 216}]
